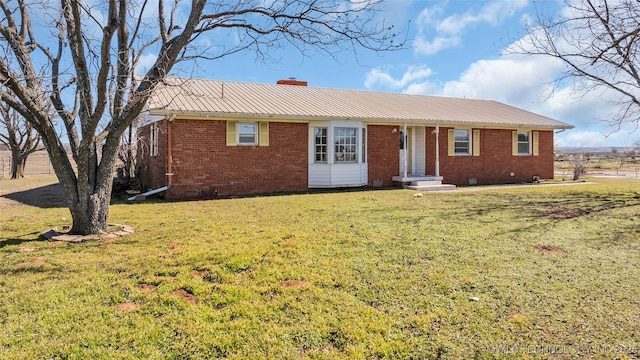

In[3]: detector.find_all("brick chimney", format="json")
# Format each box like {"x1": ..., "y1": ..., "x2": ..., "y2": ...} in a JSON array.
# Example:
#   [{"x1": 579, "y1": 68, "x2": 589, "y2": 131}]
[{"x1": 277, "y1": 79, "x2": 307, "y2": 86}]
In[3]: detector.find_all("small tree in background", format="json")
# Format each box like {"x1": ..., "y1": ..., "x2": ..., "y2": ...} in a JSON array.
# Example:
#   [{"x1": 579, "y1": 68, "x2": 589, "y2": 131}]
[
  {"x1": 0, "y1": 101, "x2": 42, "y2": 178},
  {"x1": 572, "y1": 154, "x2": 586, "y2": 181}
]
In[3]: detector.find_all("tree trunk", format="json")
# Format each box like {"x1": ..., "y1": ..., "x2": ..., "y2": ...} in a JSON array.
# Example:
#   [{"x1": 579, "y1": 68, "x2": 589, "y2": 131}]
[
  {"x1": 10, "y1": 150, "x2": 26, "y2": 179},
  {"x1": 43, "y1": 134, "x2": 119, "y2": 236},
  {"x1": 66, "y1": 147, "x2": 118, "y2": 235},
  {"x1": 67, "y1": 185, "x2": 112, "y2": 235}
]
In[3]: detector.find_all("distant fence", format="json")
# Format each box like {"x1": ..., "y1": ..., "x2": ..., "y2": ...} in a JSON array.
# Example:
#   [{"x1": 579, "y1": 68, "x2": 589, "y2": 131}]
[
  {"x1": 0, "y1": 153, "x2": 56, "y2": 178},
  {"x1": 0, "y1": 150, "x2": 129, "y2": 179}
]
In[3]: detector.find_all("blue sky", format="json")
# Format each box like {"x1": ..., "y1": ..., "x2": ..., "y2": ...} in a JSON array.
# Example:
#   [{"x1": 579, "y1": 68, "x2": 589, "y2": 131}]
[{"x1": 158, "y1": 1, "x2": 636, "y2": 148}]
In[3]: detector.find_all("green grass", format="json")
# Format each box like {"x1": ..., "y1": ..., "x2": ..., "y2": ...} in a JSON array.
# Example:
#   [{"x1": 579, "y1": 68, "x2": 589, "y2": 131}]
[{"x1": 1, "y1": 176, "x2": 640, "y2": 359}]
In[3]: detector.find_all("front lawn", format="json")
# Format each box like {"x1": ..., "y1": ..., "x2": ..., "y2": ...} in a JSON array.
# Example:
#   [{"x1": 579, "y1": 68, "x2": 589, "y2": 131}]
[{"x1": 1, "y1": 176, "x2": 639, "y2": 359}]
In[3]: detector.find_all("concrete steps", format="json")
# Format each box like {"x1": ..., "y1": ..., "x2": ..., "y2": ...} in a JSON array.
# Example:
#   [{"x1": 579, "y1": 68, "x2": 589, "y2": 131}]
[
  {"x1": 405, "y1": 183, "x2": 457, "y2": 191},
  {"x1": 392, "y1": 175, "x2": 457, "y2": 192}
]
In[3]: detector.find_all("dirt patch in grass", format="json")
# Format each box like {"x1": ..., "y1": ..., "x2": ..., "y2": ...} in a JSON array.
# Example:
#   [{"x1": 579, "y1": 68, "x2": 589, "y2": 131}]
[
  {"x1": 171, "y1": 289, "x2": 197, "y2": 303},
  {"x1": 280, "y1": 280, "x2": 310, "y2": 288},
  {"x1": 192, "y1": 269, "x2": 207, "y2": 277},
  {"x1": 115, "y1": 302, "x2": 140, "y2": 313},
  {"x1": 534, "y1": 245, "x2": 567, "y2": 255},
  {"x1": 168, "y1": 243, "x2": 184, "y2": 250},
  {"x1": 15, "y1": 256, "x2": 45, "y2": 268},
  {"x1": 102, "y1": 234, "x2": 118, "y2": 244},
  {"x1": 17, "y1": 246, "x2": 38, "y2": 252},
  {"x1": 136, "y1": 283, "x2": 157, "y2": 292}
]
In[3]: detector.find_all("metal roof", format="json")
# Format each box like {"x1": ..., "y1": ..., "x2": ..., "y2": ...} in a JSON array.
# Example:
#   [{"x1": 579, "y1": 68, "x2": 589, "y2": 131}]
[{"x1": 146, "y1": 77, "x2": 574, "y2": 129}]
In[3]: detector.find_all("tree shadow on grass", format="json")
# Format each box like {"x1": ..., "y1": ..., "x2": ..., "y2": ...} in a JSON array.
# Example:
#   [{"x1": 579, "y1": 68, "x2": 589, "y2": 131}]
[
  {"x1": 0, "y1": 238, "x2": 30, "y2": 248},
  {"x1": 0, "y1": 229, "x2": 49, "y2": 248},
  {"x1": 1, "y1": 183, "x2": 67, "y2": 208}
]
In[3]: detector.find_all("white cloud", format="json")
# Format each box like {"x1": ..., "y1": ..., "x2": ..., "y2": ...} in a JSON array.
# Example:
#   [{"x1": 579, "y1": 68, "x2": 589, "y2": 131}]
[
  {"x1": 361, "y1": 50, "x2": 629, "y2": 147},
  {"x1": 414, "y1": 36, "x2": 461, "y2": 56},
  {"x1": 404, "y1": 82, "x2": 436, "y2": 95},
  {"x1": 436, "y1": 0, "x2": 526, "y2": 34},
  {"x1": 414, "y1": 0, "x2": 528, "y2": 55},
  {"x1": 135, "y1": 53, "x2": 158, "y2": 75},
  {"x1": 556, "y1": 129, "x2": 637, "y2": 148},
  {"x1": 439, "y1": 55, "x2": 563, "y2": 100},
  {"x1": 364, "y1": 65, "x2": 433, "y2": 89}
]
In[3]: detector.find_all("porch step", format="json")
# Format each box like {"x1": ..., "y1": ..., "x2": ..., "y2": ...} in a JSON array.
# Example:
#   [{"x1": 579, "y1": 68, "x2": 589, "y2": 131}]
[
  {"x1": 392, "y1": 175, "x2": 443, "y2": 183},
  {"x1": 405, "y1": 184, "x2": 457, "y2": 191},
  {"x1": 412, "y1": 180, "x2": 442, "y2": 186},
  {"x1": 392, "y1": 175, "x2": 456, "y2": 191}
]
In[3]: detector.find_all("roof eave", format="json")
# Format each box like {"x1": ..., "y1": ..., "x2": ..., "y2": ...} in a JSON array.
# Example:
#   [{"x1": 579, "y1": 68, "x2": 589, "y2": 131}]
[{"x1": 148, "y1": 109, "x2": 574, "y2": 130}]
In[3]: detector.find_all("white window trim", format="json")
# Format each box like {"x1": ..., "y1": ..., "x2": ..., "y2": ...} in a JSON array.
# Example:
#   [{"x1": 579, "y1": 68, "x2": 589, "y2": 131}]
[
  {"x1": 314, "y1": 127, "x2": 328, "y2": 163},
  {"x1": 518, "y1": 130, "x2": 532, "y2": 155},
  {"x1": 361, "y1": 127, "x2": 367, "y2": 164},
  {"x1": 454, "y1": 129, "x2": 472, "y2": 156},
  {"x1": 334, "y1": 127, "x2": 359, "y2": 163},
  {"x1": 237, "y1": 122, "x2": 257, "y2": 146},
  {"x1": 309, "y1": 122, "x2": 366, "y2": 165}
]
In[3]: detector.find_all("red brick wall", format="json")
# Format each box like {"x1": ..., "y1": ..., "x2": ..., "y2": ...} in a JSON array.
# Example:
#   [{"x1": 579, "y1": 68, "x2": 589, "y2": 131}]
[
  {"x1": 136, "y1": 120, "x2": 556, "y2": 197},
  {"x1": 164, "y1": 120, "x2": 308, "y2": 199},
  {"x1": 367, "y1": 125, "x2": 400, "y2": 187},
  {"x1": 426, "y1": 127, "x2": 554, "y2": 185},
  {"x1": 136, "y1": 120, "x2": 168, "y2": 191}
]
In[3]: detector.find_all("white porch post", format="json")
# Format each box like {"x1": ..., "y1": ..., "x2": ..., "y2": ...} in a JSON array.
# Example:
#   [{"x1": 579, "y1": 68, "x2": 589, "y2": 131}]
[
  {"x1": 403, "y1": 122, "x2": 408, "y2": 178},
  {"x1": 435, "y1": 124, "x2": 440, "y2": 177}
]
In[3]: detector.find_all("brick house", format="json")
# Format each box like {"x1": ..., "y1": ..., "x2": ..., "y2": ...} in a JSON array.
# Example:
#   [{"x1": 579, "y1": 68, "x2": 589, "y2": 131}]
[{"x1": 136, "y1": 78, "x2": 572, "y2": 200}]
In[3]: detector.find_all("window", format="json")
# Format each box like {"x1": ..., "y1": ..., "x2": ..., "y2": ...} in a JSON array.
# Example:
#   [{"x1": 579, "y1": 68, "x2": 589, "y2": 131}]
[
  {"x1": 237, "y1": 123, "x2": 257, "y2": 145},
  {"x1": 227, "y1": 121, "x2": 268, "y2": 146},
  {"x1": 334, "y1": 127, "x2": 358, "y2": 163},
  {"x1": 314, "y1": 128, "x2": 328, "y2": 163},
  {"x1": 518, "y1": 131, "x2": 531, "y2": 155},
  {"x1": 150, "y1": 122, "x2": 158, "y2": 156},
  {"x1": 454, "y1": 129, "x2": 471, "y2": 155}
]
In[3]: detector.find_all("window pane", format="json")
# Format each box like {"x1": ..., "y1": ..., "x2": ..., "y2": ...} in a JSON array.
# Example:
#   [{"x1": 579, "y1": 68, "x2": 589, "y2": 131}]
[
  {"x1": 238, "y1": 123, "x2": 257, "y2": 145},
  {"x1": 239, "y1": 134, "x2": 256, "y2": 143},
  {"x1": 518, "y1": 143, "x2": 530, "y2": 154},
  {"x1": 314, "y1": 128, "x2": 327, "y2": 163},
  {"x1": 518, "y1": 132, "x2": 529, "y2": 142},
  {"x1": 335, "y1": 127, "x2": 358, "y2": 163},
  {"x1": 454, "y1": 130, "x2": 469, "y2": 141},
  {"x1": 454, "y1": 129, "x2": 470, "y2": 154},
  {"x1": 518, "y1": 131, "x2": 530, "y2": 154},
  {"x1": 238, "y1": 124, "x2": 256, "y2": 133}
]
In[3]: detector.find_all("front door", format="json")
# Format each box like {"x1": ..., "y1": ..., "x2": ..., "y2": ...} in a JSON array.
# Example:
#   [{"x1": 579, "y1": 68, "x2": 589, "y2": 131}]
[
  {"x1": 399, "y1": 128, "x2": 412, "y2": 175},
  {"x1": 400, "y1": 127, "x2": 427, "y2": 176}
]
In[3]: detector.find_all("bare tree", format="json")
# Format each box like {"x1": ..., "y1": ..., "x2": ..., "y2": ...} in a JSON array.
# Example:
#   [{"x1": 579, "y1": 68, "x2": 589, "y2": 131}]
[
  {"x1": 510, "y1": 0, "x2": 640, "y2": 130},
  {"x1": 0, "y1": 101, "x2": 42, "y2": 178},
  {"x1": 0, "y1": 0, "x2": 401, "y2": 235}
]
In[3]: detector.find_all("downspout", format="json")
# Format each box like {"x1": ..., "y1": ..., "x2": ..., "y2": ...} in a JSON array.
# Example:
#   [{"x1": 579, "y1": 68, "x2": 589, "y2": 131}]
[
  {"x1": 435, "y1": 123, "x2": 440, "y2": 177},
  {"x1": 403, "y1": 122, "x2": 408, "y2": 178},
  {"x1": 167, "y1": 115, "x2": 175, "y2": 188}
]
